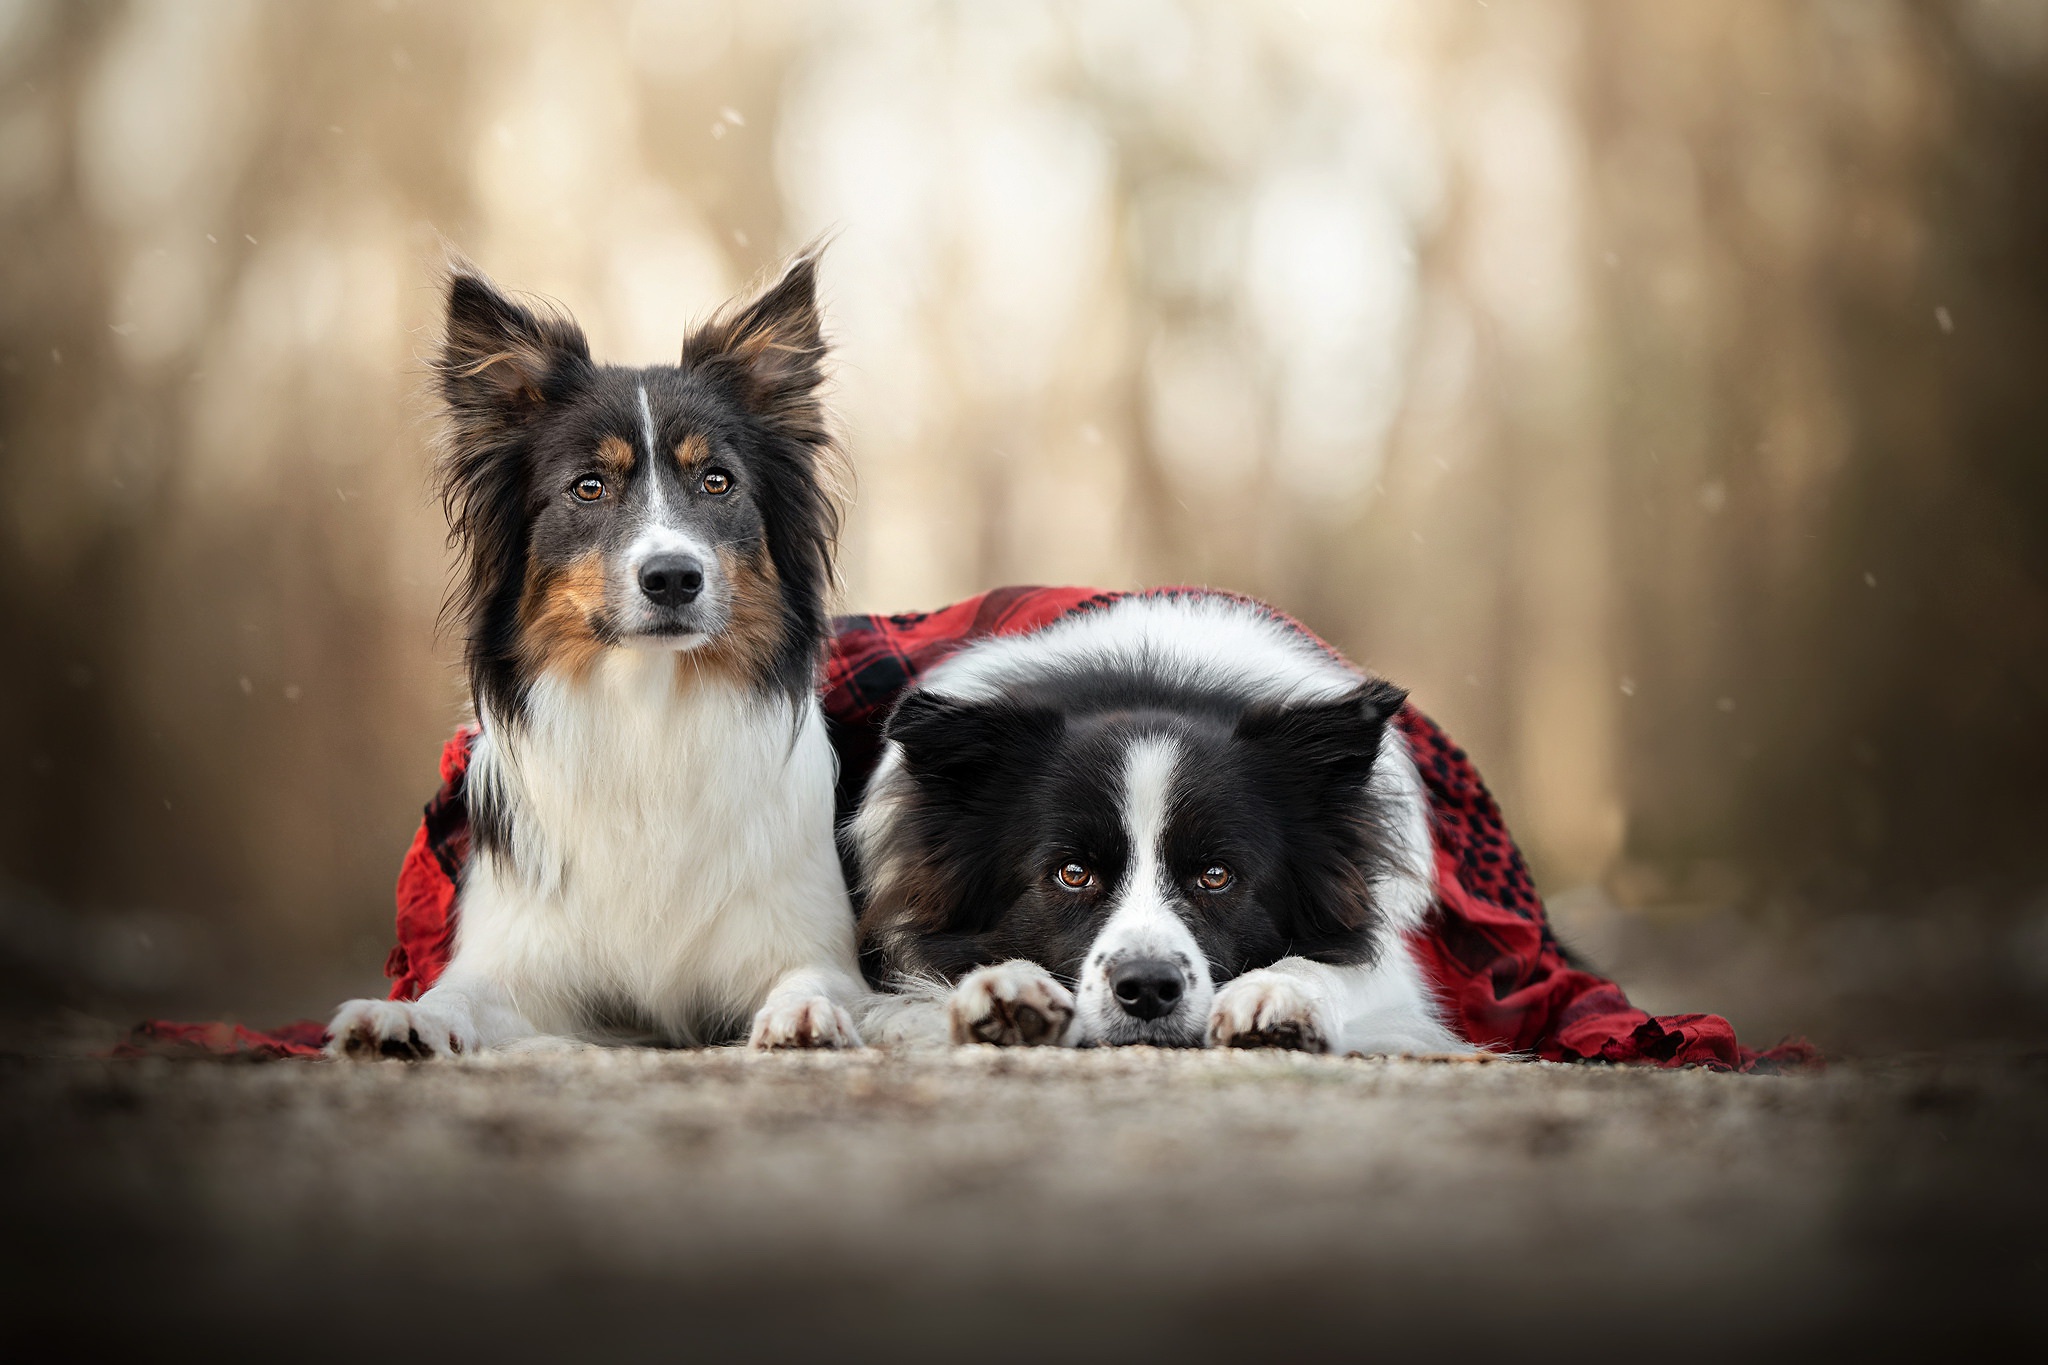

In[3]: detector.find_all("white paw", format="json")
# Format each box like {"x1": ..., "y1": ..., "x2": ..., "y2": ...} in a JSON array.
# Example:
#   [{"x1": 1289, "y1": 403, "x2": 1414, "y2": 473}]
[
  {"x1": 1207, "y1": 970, "x2": 1336, "y2": 1053},
  {"x1": 326, "y1": 998, "x2": 470, "y2": 1060},
  {"x1": 948, "y1": 960, "x2": 1075, "y2": 1047},
  {"x1": 749, "y1": 994, "x2": 863, "y2": 1050}
]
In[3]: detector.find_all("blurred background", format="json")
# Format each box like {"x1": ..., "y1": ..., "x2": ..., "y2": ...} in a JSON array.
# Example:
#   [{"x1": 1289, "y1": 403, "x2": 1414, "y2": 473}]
[{"x1": 2, "y1": 0, "x2": 2046, "y2": 1053}]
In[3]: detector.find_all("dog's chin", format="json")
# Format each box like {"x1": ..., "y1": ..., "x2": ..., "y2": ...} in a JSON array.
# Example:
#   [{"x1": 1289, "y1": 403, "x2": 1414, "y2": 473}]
[
  {"x1": 1076, "y1": 1011, "x2": 1207, "y2": 1049},
  {"x1": 618, "y1": 622, "x2": 720, "y2": 653}
]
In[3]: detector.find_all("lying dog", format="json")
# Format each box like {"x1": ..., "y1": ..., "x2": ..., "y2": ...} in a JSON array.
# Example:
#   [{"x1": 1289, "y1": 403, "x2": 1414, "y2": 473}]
[
  {"x1": 852, "y1": 591, "x2": 1471, "y2": 1054},
  {"x1": 328, "y1": 255, "x2": 864, "y2": 1056}
]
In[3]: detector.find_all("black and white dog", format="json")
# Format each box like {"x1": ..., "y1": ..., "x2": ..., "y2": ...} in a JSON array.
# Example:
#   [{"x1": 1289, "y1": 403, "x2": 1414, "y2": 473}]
[
  {"x1": 852, "y1": 593, "x2": 1470, "y2": 1055},
  {"x1": 329, "y1": 255, "x2": 865, "y2": 1056}
]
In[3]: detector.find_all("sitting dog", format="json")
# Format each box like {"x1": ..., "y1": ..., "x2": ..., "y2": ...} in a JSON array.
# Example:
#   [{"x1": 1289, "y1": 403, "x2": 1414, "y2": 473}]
[
  {"x1": 328, "y1": 255, "x2": 864, "y2": 1056},
  {"x1": 851, "y1": 591, "x2": 1471, "y2": 1055}
]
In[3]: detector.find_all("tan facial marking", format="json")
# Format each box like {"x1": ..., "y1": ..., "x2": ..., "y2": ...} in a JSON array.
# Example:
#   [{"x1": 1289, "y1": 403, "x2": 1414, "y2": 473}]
[
  {"x1": 672, "y1": 432, "x2": 715, "y2": 485},
  {"x1": 518, "y1": 551, "x2": 610, "y2": 680},
  {"x1": 594, "y1": 435, "x2": 634, "y2": 478},
  {"x1": 677, "y1": 540, "x2": 784, "y2": 690}
]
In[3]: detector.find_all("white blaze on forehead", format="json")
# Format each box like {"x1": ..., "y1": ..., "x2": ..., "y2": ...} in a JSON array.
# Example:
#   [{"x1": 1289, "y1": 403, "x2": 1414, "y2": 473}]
[
  {"x1": 1069, "y1": 730, "x2": 1214, "y2": 1043},
  {"x1": 636, "y1": 384, "x2": 658, "y2": 464},
  {"x1": 629, "y1": 382, "x2": 690, "y2": 550},
  {"x1": 1120, "y1": 734, "x2": 1178, "y2": 874},
  {"x1": 613, "y1": 384, "x2": 716, "y2": 646},
  {"x1": 1099, "y1": 733, "x2": 1188, "y2": 950}
]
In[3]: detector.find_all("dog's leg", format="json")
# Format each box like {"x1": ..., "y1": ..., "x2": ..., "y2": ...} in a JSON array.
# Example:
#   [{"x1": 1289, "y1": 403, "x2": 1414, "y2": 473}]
[
  {"x1": 854, "y1": 964, "x2": 1075, "y2": 1049},
  {"x1": 946, "y1": 960, "x2": 1076, "y2": 1047},
  {"x1": 748, "y1": 965, "x2": 865, "y2": 1050},
  {"x1": 326, "y1": 971, "x2": 538, "y2": 1060},
  {"x1": 856, "y1": 990, "x2": 953, "y2": 1049}
]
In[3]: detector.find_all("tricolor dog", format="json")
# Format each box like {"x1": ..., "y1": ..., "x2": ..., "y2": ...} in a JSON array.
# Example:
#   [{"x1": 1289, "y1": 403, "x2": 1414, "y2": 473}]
[
  {"x1": 328, "y1": 255, "x2": 864, "y2": 1056},
  {"x1": 852, "y1": 593, "x2": 1472, "y2": 1055}
]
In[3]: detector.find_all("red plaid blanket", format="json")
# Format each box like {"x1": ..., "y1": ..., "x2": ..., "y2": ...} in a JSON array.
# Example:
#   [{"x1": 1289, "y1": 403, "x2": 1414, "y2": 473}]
[{"x1": 125, "y1": 585, "x2": 1814, "y2": 1070}]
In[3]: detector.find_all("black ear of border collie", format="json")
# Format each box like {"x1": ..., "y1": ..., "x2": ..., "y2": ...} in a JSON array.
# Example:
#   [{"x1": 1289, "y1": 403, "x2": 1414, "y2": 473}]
[
  {"x1": 1234, "y1": 678, "x2": 1408, "y2": 773},
  {"x1": 1234, "y1": 678, "x2": 1410, "y2": 955},
  {"x1": 681, "y1": 254, "x2": 843, "y2": 700},
  {"x1": 435, "y1": 271, "x2": 595, "y2": 720},
  {"x1": 861, "y1": 691, "x2": 1067, "y2": 976},
  {"x1": 886, "y1": 690, "x2": 1066, "y2": 785},
  {"x1": 440, "y1": 273, "x2": 594, "y2": 431},
  {"x1": 682, "y1": 254, "x2": 829, "y2": 436}
]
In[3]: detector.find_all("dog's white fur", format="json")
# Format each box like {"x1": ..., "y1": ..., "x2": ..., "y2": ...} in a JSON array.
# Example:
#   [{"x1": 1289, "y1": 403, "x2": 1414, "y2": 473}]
[
  {"x1": 328, "y1": 649, "x2": 865, "y2": 1057},
  {"x1": 1064, "y1": 736, "x2": 1218, "y2": 1044},
  {"x1": 854, "y1": 593, "x2": 1472, "y2": 1056}
]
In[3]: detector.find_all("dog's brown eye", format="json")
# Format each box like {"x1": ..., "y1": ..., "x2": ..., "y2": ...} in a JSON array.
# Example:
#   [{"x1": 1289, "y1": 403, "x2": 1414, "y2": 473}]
[
  {"x1": 701, "y1": 469, "x2": 732, "y2": 496},
  {"x1": 572, "y1": 476, "x2": 605, "y2": 502},
  {"x1": 1055, "y1": 863, "x2": 1093, "y2": 890},
  {"x1": 1196, "y1": 865, "x2": 1233, "y2": 892}
]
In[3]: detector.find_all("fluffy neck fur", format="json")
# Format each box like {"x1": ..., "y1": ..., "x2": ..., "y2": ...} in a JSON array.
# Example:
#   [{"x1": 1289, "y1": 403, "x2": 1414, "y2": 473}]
[{"x1": 460, "y1": 650, "x2": 850, "y2": 1042}]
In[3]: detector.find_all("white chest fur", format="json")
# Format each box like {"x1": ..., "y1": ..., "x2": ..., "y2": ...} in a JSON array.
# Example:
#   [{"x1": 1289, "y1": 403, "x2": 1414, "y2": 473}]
[{"x1": 453, "y1": 651, "x2": 858, "y2": 1042}]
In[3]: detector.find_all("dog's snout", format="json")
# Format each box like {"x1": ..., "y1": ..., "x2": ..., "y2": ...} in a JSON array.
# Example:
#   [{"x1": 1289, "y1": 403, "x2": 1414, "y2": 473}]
[
  {"x1": 638, "y1": 554, "x2": 704, "y2": 607},
  {"x1": 1109, "y1": 959, "x2": 1184, "y2": 1021}
]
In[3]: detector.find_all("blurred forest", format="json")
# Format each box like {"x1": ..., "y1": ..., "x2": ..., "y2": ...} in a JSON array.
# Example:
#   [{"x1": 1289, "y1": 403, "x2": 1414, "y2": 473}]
[{"x1": 2, "y1": 0, "x2": 2046, "y2": 1050}]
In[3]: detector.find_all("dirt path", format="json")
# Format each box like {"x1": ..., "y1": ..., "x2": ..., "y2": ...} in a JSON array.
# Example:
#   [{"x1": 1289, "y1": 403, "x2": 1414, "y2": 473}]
[{"x1": 3, "y1": 1046, "x2": 2041, "y2": 1360}]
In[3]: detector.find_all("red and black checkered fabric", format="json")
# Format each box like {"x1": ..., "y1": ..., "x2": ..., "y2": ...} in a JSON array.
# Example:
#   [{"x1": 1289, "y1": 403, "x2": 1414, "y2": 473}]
[{"x1": 127, "y1": 585, "x2": 1814, "y2": 1071}]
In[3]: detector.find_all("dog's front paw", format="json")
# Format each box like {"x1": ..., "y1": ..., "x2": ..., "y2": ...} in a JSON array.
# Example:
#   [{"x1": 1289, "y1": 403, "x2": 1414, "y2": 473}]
[
  {"x1": 948, "y1": 960, "x2": 1075, "y2": 1046},
  {"x1": 1207, "y1": 971, "x2": 1335, "y2": 1053},
  {"x1": 326, "y1": 998, "x2": 470, "y2": 1060},
  {"x1": 750, "y1": 995, "x2": 863, "y2": 1050}
]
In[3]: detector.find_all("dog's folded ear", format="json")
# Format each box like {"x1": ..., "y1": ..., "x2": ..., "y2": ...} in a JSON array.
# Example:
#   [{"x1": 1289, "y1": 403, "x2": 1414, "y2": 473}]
[
  {"x1": 438, "y1": 272, "x2": 593, "y2": 433},
  {"x1": 683, "y1": 253, "x2": 828, "y2": 438},
  {"x1": 1233, "y1": 679, "x2": 1408, "y2": 781},
  {"x1": 1236, "y1": 679, "x2": 1410, "y2": 945},
  {"x1": 886, "y1": 690, "x2": 1065, "y2": 787}
]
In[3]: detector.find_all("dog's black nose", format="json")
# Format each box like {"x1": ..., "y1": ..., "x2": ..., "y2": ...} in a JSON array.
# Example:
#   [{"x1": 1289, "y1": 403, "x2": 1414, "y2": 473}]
[
  {"x1": 638, "y1": 554, "x2": 704, "y2": 607},
  {"x1": 1110, "y1": 959, "x2": 1185, "y2": 1020}
]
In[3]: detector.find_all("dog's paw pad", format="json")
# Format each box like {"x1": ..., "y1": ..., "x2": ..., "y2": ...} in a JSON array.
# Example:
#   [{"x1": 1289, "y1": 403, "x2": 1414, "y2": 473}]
[
  {"x1": 750, "y1": 996, "x2": 862, "y2": 1050},
  {"x1": 1207, "y1": 973, "x2": 1331, "y2": 1053},
  {"x1": 948, "y1": 961, "x2": 1075, "y2": 1047}
]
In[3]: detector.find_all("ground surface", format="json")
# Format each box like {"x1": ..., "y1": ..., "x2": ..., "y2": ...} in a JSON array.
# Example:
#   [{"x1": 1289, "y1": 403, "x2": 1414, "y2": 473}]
[{"x1": 3, "y1": 1045, "x2": 2043, "y2": 1361}]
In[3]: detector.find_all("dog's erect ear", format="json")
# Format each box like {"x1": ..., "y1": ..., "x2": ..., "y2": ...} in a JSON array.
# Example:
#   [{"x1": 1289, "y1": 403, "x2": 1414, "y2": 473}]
[
  {"x1": 439, "y1": 271, "x2": 593, "y2": 434},
  {"x1": 433, "y1": 271, "x2": 593, "y2": 718},
  {"x1": 680, "y1": 252, "x2": 842, "y2": 704},
  {"x1": 1234, "y1": 679, "x2": 1408, "y2": 782},
  {"x1": 682, "y1": 253, "x2": 827, "y2": 433},
  {"x1": 886, "y1": 690, "x2": 1065, "y2": 787}
]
